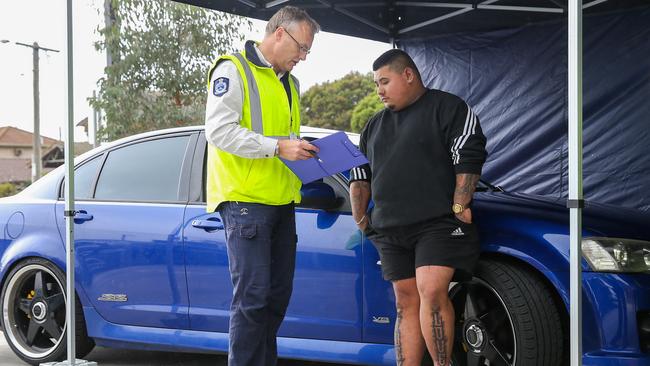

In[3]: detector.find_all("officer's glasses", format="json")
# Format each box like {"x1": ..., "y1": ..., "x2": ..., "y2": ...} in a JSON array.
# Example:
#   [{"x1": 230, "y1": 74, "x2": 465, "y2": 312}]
[{"x1": 282, "y1": 27, "x2": 311, "y2": 55}]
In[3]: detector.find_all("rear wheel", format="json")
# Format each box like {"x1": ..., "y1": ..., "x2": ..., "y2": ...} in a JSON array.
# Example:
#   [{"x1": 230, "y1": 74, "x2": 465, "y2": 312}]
[
  {"x1": 449, "y1": 259, "x2": 564, "y2": 366},
  {"x1": 1, "y1": 258, "x2": 94, "y2": 365}
]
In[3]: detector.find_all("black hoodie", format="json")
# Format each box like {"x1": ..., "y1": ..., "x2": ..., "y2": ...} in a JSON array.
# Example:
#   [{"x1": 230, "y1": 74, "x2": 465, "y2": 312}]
[{"x1": 353, "y1": 89, "x2": 487, "y2": 230}]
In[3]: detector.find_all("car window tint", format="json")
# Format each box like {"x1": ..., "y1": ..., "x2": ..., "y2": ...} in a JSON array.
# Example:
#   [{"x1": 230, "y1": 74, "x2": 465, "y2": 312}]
[
  {"x1": 74, "y1": 155, "x2": 102, "y2": 199},
  {"x1": 324, "y1": 175, "x2": 351, "y2": 212},
  {"x1": 297, "y1": 176, "x2": 351, "y2": 212},
  {"x1": 61, "y1": 155, "x2": 103, "y2": 200},
  {"x1": 95, "y1": 136, "x2": 189, "y2": 202}
]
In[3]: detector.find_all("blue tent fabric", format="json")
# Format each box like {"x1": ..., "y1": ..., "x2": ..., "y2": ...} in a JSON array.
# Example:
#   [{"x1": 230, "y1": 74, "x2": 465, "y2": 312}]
[{"x1": 403, "y1": 8, "x2": 650, "y2": 213}]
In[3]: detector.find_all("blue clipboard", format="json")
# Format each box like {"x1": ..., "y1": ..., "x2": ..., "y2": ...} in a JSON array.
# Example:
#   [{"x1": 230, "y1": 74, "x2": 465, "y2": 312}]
[{"x1": 280, "y1": 131, "x2": 369, "y2": 184}]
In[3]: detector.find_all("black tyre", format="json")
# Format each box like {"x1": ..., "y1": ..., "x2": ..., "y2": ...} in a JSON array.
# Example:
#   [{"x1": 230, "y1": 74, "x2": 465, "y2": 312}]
[
  {"x1": 1, "y1": 258, "x2": 95, "y2": 365},
  {"x1": 449, "y1": 259, "x2": 564, "y2": 366}
]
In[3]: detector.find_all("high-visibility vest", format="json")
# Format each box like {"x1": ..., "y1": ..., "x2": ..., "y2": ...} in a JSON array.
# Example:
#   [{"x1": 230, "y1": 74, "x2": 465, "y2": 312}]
[{"x1": 205, "y1": 51, "x2": 302, "y2": 212}]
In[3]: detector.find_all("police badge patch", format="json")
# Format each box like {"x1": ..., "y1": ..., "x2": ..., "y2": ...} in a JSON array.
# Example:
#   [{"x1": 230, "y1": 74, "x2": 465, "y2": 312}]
[{"x1": 213, "y1": 77, "x2": 230, "y2": 97}]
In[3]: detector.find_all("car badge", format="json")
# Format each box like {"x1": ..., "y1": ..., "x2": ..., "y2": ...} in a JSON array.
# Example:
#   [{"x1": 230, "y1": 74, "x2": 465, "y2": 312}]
[
  {"x1": 372, "y1": 316, "x2": 390, "y2": 324},
  {"x1": 97, "y1": 294, "x2": 128, "y2": 302}
]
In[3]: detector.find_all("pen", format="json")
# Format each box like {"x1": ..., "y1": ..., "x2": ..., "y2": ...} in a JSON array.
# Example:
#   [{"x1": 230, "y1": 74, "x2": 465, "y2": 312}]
[
  {"x1": 306, "y1": 149, "x2": 323, "y2": 163},
  {"x1": 300, "y1": 138, "x2": 323, "y2": 163}
]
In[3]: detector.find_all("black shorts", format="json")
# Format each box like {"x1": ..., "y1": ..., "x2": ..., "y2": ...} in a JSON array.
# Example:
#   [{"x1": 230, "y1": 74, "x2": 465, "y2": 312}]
[{"x1": 366, "y1": 215, "x2": 480, "y2": 282}]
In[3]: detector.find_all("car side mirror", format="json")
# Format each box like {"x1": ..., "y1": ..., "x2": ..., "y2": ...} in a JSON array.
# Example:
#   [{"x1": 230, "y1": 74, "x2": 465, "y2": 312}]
[{"x1": 300, "y1": 181, "x2": 342, "y2": 210}]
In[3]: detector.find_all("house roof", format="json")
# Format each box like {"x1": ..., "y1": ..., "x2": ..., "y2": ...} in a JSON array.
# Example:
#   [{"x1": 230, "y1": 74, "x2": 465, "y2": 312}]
[{"x1": 0, "y1": 126, "x2": 60, "y2": 148}]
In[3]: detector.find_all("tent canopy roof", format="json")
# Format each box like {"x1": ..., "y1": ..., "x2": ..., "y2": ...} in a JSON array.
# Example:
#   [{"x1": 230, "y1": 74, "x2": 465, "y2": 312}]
[{"x1": 175, "y1": 0, "x2": 647, "y2": 42}]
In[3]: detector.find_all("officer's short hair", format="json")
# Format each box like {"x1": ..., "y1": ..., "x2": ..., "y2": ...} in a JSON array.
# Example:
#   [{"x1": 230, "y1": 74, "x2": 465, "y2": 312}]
[
  {"x1": 373, "y1": 49, "x2": 422, "y2": 82},
  {"x1": 266, "y1": 6, "x2": 321, "y2": 36}
]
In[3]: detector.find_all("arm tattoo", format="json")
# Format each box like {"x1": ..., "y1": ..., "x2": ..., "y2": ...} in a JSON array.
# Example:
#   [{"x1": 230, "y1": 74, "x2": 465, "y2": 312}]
[
  {"x1": 432, "y1": 308, "x2": 448, "y2": 366},
  {"x1": 395, "y1": 308, "x2": 405, "y2": 366},
  {"x1": 454, "y1": 173, "x2": 480, "y2": 206},
  {"x1": 350, "y1": 181, "x2": 371, "y2": 222}
]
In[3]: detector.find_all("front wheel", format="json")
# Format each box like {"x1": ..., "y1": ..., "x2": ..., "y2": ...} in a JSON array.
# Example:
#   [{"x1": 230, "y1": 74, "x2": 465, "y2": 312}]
[
  {"x1": 449, "y1": 259, "x2": 564, "y2": 366},
  {"x1": 1, "y1": 258, "x2": 95, "y2": 365}
]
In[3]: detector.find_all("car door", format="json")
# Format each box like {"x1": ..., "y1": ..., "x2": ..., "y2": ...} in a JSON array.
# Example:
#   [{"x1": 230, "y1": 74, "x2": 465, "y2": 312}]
[
  {"x1": 361, "y1": 230, "x2": 396, "y2": 344},
  {"x1": 55, "y1": 132, "x2": 197, "y2": 329},
  {"x1": 283, "y1": 176, "x2": 363, "y2": 341},
  {"x1": 183, "y1": 137, "x2": 363, "y2": 341}
]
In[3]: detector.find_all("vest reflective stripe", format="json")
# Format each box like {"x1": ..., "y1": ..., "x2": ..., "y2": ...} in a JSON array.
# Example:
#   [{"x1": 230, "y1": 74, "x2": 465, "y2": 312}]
[
  {"x1": 205, "y1": 51, "x2": 301, "y2": 212},
  {"x1": 233, "y1": 53, "x2": 264, "y2": 135},
  {"x1": 290, "y1": 75, "x2": 300, "y2": 95},
  {"x1": 232, "y1": 53, "x2": 295, "y2": 139}
]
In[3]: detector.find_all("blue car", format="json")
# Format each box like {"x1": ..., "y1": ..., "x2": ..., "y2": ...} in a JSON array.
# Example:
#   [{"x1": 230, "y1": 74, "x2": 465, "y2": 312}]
[{"x1": 1, "y1": 126, "x2": 648, "y2": 365}]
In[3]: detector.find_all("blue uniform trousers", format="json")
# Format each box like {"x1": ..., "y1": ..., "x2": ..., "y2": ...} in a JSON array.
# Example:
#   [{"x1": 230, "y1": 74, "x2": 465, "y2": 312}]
[{"x1": 219, "y1": 201, "x2": 297, "y2": 366}]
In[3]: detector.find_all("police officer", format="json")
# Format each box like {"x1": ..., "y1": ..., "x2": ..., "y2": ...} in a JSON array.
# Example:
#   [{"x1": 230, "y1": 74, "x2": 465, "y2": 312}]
[{"x1": 204, "y1": 6, "x2": 320, "y2": 366}]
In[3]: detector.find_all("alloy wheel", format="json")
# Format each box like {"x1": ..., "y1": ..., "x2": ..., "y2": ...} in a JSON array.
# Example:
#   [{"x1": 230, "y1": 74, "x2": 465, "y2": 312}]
[
  {"x1": 2, "y1": 264, "x2": 67, "y2": 359},
  {"x1": 449, "y1": 278, "x2": 516, "y2": 366}
]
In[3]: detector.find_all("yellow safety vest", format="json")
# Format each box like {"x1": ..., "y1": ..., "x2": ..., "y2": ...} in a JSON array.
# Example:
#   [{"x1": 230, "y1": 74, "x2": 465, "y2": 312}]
[{"x1": 205, "y1": 51, "x2": 302, "y2": 212}]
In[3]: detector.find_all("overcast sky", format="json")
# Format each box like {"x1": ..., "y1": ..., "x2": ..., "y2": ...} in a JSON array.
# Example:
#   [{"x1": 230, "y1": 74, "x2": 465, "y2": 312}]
[{"x1": 0, "y1": 0, "x2": 389, "y2": 142}]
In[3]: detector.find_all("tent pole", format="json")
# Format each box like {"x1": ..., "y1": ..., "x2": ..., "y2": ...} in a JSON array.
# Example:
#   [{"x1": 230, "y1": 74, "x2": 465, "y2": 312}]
[
  {"x1": 64, "y1": 0, "x2": 77, "y2": 363},
  {"x1": 568, "y1": 1, "x2": 583, "y2": 366},
  {"x1": 40, "y1": 2, "x2": 97, "y2": 365}
]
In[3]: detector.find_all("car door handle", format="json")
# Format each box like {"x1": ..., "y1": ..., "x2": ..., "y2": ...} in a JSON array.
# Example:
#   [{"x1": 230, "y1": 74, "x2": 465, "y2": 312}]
[
  {"x1": 73, "y1": 210, "x2": 93, "y2": 224},
  {"x1": 192, "y1": 218, "x2": 224, "y2": 231}
]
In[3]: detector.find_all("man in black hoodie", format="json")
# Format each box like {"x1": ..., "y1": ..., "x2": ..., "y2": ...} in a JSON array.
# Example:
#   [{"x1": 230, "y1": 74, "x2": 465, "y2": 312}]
[{"x1": 349, "y1": 49, "x2": 487, "y2": 366}]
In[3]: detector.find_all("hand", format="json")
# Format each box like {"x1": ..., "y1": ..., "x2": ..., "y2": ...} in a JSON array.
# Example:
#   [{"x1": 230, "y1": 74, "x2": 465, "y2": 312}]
[
  {"x1": 455, "y1": 207, "x2": 473, "y2": 224},
  {"x1": 277, "y1": 139, "x2": 319, "y2": 161}
]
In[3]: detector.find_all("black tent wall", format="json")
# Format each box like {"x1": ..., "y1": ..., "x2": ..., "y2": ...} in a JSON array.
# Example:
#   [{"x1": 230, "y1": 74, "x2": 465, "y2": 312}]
[{"x1": 403, "y1": 7, "x2": 650, "y2": 212}]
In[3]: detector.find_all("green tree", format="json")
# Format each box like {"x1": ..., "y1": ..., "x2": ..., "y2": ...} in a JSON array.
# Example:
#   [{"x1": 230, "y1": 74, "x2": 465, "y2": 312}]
[
  {"x1": 90, "y1": 0, "x2": 251, "y2": 141},
  {"x1": 350, "y1": 92, "x2": 384, "y2": 132},
  {"x1": 301, "y1": 72, "x2": 375, "y2": 131}
]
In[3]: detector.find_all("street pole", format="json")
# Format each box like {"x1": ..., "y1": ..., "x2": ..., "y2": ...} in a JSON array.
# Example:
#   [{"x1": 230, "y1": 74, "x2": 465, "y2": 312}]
[
  {"x1": 32, "y1": 43, "x2": 41, "y2": 182},
  {"x1": 92, "y1": 91, "x2": 98, "y2": 148},
  {"x1": 105, "y1": 0, "x2": 116, "y2": 67},
  {"x1": 15, "y1": 41, "x2": 59, "y2": 183}
]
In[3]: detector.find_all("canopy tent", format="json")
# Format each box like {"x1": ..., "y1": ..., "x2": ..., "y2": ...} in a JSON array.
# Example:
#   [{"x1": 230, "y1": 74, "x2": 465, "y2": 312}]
[
  {"x1": 171, "y1": 2, "x2": 649, "y2": 366},
  {"x1": 56, "y1": 1, "x2": 647, "y2": 365},
  {"x1": 176, "y1": 0, "x2": 648, "y2": 43},
  {"x1": 170, "y1": 2, "x2": 648, "y2": 366}
]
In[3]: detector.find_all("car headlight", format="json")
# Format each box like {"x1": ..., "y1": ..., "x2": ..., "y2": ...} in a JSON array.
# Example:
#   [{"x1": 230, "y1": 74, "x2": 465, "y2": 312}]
[{"x1": 582, "y1": 237, "x2": 650, "y2": 273}]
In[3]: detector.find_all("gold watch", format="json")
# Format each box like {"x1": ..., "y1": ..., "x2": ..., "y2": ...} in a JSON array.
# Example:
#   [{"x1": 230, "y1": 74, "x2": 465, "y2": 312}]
[{"x1": 452, "y1": 203, "x2": 465, "y2": 214}]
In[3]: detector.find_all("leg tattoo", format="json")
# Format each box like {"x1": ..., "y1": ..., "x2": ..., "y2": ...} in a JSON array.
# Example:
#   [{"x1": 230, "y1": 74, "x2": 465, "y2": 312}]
[
  {"x1": 432, "y1": 308, "x2": 447, "y2": 366},
  {"x1": 395, "y1": 308, "x2": 405, "y2": 366}
]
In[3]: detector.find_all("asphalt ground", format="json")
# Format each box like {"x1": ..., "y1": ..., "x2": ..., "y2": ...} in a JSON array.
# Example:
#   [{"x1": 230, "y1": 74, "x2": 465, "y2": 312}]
[{"x1": 0, "y1": 333, "x2": 342, "y2": 366}]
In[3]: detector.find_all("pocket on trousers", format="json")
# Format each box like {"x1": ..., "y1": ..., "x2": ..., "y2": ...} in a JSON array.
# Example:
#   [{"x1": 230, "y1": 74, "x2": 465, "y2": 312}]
[
  {"x1": 452, "y1": 215, "x2": 473, "y2": 226},
  {"x1": 451, "y1": 216, "x2": 478, "y2": 238},
  {"x1": 239, "y1": 224, "x2": 257, "y2": 239}
]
